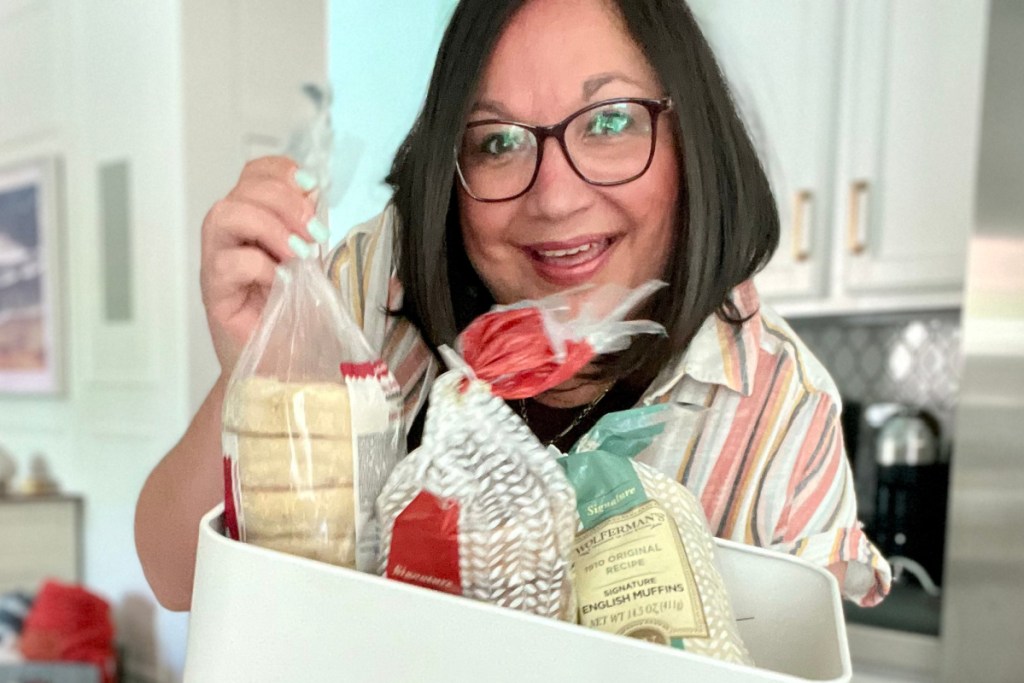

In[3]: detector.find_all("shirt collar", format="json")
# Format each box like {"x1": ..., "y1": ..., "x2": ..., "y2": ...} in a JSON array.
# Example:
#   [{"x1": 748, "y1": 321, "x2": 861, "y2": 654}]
[{"x1": 644, "y1": 280, "x2": 763, "y2": 402}]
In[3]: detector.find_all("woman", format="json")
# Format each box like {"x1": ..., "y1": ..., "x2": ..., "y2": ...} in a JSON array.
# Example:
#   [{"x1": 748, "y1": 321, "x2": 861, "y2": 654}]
[{"x1": 136, "y1": 0, "x2": 890, "y2": 611}]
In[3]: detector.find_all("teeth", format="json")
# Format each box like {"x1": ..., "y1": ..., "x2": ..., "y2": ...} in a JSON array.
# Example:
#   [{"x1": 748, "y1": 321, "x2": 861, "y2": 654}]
[{"x1": 538, "y1": 242, "x2": 598, "y2": 258}]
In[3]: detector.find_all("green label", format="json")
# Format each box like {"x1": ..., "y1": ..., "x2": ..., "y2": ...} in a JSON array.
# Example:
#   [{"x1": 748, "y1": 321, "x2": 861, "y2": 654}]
[
  {"x1": 559, "y1": 449, "x2": 648, "y2": 529},
  {"x1": 570, "y1": 404, "x2": 669, "y2": 458},
  {"x1": 560, "y1": 404, "x2": 671, "y2": 529}
]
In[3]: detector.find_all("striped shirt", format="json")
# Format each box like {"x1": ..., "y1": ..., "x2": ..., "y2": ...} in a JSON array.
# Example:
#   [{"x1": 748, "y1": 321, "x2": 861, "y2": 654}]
[{"x1": 328, "y1": 206, "x2": 891, "y2": 607}]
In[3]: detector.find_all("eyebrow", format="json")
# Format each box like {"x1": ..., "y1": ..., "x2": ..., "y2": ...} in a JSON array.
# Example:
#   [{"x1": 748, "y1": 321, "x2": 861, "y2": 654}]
[
  {"x1": 470, "y1": 100, "x2": 513, "y2": 119},
  {"x1": 469, "y1": 72, "x2": 648, "y2": 120},
  {"x1": 582, "y1": 72, "x2": 645, "y2": 100}
]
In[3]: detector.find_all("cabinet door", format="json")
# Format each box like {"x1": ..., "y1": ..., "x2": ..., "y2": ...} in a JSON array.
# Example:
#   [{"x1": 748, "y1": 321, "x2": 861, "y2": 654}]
[
  {"x1": 688, "y1": 1, "x2": 842, "y2": 302},
  {"x1": 836, "y1": 1, "x2": 988, "y2": 295}
]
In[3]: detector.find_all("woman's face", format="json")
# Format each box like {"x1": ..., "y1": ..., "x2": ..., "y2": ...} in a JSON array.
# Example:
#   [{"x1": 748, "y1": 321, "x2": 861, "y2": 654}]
[{"x1": 458, "y1": 0, "x2": 679, "y2": 304}]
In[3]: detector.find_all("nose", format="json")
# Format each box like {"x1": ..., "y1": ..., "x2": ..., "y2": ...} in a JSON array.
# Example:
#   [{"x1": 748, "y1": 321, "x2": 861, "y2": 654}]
[{"x1": 524, "y1": 136, "x2": 592, "y2": 218}]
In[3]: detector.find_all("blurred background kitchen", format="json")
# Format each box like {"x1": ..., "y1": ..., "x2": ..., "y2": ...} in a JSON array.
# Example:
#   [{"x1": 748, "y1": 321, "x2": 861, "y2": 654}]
[{"x1": 0, "y1": 1, "x2": 1020, "y2": 682}]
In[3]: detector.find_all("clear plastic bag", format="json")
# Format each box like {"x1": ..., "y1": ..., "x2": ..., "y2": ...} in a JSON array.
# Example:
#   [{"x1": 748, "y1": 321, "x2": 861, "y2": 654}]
[
  {"x1": 562, "y1": 406, "x2": 753, "y2": 664},
  {"x1": 376, "y1": 282, "x2": 665, "y2": 620},
  {"x1": 221, "y1": 256, "x2": 403, "y2": 572},
  {"x1": 221, "y1": 86, "x2": 403, "y2": 572}
]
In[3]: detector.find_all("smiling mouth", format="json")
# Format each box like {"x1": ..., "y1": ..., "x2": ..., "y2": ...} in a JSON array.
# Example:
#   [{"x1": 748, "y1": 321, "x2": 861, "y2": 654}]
[
  {"x1": 527, "y1": 236, "x2": 618, "y2": 267},
  {"x1": 520, "y1": 234, "x2": 621, "y2": 287}
]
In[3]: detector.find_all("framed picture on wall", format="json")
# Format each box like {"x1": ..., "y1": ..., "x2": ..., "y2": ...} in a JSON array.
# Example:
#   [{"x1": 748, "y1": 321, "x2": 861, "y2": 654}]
[{"x1": 0, "y1": 158, "x2": 63, "y2": 394}]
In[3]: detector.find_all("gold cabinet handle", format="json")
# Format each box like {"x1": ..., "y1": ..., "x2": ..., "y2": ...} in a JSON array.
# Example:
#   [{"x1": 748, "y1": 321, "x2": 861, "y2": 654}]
[
  {"x1": 792, "y1": 189, "x2": 813, "y2": 262},
  {"x1": 847, "y1": 180, "x2": 869, "y2": 255}
]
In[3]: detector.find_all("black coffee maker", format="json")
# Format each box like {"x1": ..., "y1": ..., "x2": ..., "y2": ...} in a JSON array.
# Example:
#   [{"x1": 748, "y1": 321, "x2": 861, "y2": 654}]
[{"x1": 870, "y1": 406, "x2": 949, "y2": 587}]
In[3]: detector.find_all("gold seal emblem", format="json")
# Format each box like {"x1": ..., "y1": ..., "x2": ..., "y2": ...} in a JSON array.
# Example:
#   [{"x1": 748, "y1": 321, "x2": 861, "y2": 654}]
[{"x1": 625, "y1": 625, "x2": 670, "y2": 645}]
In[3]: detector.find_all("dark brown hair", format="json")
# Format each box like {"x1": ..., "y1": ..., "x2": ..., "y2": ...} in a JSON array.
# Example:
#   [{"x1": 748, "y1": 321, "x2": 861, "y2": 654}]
[{"x1": 387, "y1": 0, "x2": 778, "y2": 387}]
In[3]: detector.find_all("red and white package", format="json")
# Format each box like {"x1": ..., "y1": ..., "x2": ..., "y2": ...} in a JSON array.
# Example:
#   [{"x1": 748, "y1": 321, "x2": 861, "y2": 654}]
[
  {"x1": 220, "y1": 87, "x2": 403, "y2": 573},
  {"x1": 221, "y1": 255, "x2": 404, "y2": 573},
  {"x1": 376, "y1": 282, "x2": 665, "y2": 620}
]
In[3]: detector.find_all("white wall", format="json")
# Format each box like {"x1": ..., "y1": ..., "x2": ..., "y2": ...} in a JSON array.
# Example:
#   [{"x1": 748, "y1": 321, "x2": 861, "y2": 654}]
[
  {"x1": 180, "y1": 0, "x2": 328, "y2": 411},
  {"x1": 0, "y1": 1, "x2": 189, "y2": 680},
  {"x1": 0, "y1": 1, "x2": 325, "y2": 681},
  {"x1": 3, "y1": 0, "x2": 465, "y2": 676},
  {"x1": 327, "y1": 0, "x2": 457, "y2": 235}
]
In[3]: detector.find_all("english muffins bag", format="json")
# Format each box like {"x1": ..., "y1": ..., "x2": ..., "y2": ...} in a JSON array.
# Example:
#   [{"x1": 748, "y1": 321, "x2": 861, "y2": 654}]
[
  {"x1": 221, "y1": 87, "x2": 403, "y2": 572},
  {"x1": 561, "y1": 405, "x2": 753, "y2": 664},
  {"x1": 377, "y1": 282, "x2": 665, "y2": 621},
  {"x1": 221, "y1": 254, "x2": 404, "y2": 572}
]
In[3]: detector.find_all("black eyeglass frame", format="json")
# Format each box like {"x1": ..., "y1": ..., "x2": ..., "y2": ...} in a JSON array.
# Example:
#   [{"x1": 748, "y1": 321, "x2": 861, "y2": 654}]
[{"x1": 455, "y1": 96, "x2": 674, "y2": 203}]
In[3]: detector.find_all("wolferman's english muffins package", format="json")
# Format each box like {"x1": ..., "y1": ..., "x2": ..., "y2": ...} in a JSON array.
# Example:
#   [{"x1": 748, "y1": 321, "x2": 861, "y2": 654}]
[
  {"x1": 561, "y1": 406, "x2": 753, "y2": 665},
  {"x1": 222, "y1": 254, "x2": 403, "y2": 573},
  {"x1": 376, "y1": 282, "x2": 666, "y2": 621}
]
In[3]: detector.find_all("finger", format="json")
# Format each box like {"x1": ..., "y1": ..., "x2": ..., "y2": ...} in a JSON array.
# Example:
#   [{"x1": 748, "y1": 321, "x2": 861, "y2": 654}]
[
  {"x1": 207, "y1": 246, "x2": 278, "y2": 293},
  {"x1": 241, "y1": 156, "x2": 319, "y2": 196},
  {"x1": 241, "y1": 156, "x2": 298, "y2": 182},
  {"x1": 229, "y1": 177, "x2": 318, "y2": 240},
  {"x1": 204, "y1": 199, "x2": 305, "y2": 263}
]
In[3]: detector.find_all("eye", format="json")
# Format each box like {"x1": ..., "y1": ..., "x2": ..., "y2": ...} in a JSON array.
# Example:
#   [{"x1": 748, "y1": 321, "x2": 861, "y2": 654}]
[
  {"x1": 585, "y1": 107, "x2": 635, "y2": 136},
  {"x1": 478, "y1": 128, "x2": 528, "y2": 156}
]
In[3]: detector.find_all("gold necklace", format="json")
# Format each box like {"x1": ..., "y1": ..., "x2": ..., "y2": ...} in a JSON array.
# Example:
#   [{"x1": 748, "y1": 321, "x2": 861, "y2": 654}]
[{"x1": 517, "y1": 383, "x2": 614, "y2": 448}]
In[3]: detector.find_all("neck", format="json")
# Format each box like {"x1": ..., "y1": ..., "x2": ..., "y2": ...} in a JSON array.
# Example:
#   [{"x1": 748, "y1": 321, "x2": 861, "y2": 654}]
[{"x1": 532, "y1": 379, "x2": 613, "y2": 409}]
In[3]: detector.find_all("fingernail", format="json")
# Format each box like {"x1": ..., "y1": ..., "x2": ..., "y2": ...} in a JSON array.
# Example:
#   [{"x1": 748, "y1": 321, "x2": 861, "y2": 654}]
[
  {"x1": 294, "y1": 169, "x2": 317, "y2": 192},
  {"x1": 288, "y1": 234, "x2": 313, "y2": 259},
  {"x1": 307, "y1": 217, "x2": 329, "y2": 244}
]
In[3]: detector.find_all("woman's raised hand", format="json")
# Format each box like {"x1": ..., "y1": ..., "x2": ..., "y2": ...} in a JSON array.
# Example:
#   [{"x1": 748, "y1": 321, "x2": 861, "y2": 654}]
[{"x1": 200, "y1": 156, "x2": 328, "y2": 376}]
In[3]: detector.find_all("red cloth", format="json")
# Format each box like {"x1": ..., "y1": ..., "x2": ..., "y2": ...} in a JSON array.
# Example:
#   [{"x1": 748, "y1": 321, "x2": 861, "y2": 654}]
[{"x1": 19, "y1": 580, "x2": 117, "y2": 683}]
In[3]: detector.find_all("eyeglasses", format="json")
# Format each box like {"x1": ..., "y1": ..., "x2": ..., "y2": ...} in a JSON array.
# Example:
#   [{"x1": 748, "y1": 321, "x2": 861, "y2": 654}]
[{"x1": 456, "y1": 97, "x2": 674, "y2": 203}]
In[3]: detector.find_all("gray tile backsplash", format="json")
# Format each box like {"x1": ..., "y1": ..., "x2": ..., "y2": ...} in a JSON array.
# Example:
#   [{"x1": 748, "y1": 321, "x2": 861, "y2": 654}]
[
  {"x1": 791, "y1": 310, "x2": 963, "y2": 446},
  {"x1": 790, "y1": 310, "x2": 963, "y2": 525}
]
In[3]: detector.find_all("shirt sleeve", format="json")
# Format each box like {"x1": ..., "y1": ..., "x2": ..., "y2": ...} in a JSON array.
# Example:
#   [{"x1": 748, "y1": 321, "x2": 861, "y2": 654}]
[
  {"x1": 324, "y1": 206, "x2": 436, "y2": 430},
  {"x1": 767, "y1": 392, "x2": 892, "y2": 607},
  {"x1": 325, "y1": 209, "x2": 391, "y2": 351}
]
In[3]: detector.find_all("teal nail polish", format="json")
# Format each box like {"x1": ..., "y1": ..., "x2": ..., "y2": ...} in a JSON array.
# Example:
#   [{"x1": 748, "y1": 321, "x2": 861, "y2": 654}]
[
  {"x1": 307, "y1": 217, "x2": 329, "y2": 244},
  {"x1": 294, "y1": 169, "x2": 317, "y2": 192},
  {"x1": 288, "y1": 234, "x2": 313, "y2": 259}
]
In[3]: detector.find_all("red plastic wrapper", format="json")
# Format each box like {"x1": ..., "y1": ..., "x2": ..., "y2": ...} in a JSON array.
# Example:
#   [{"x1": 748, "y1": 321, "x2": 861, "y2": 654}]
[
  {"x1": 458, "y1": 308, "x2": 593, "y2": 399},
  {"x1": 457, "y1": 281, "x2": 666, "y2": 399}
]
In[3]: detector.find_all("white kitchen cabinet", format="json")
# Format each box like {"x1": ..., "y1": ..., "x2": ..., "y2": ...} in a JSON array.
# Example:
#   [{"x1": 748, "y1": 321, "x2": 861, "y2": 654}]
[
  {"x1": 690, "y1": 1, "x2": 989, "y2": 314},
  {"x1": 690, "y1": 1, "x2": 842, "y2": 301},
  {"x1": 834, "y1": 1, "x2": 988, "y2": 297}
]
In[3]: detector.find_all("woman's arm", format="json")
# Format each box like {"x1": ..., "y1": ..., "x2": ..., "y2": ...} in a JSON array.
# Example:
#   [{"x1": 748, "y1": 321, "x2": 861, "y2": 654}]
[
  {"x1": 135, "y1": 375, "x2": 227, "y2": 610},
  {"x1": 767, "y1": 393, "x2": 890, "y2": 607}
]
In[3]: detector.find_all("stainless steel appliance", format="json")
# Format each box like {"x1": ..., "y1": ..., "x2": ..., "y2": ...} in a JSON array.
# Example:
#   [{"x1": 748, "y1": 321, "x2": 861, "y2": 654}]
[
  {"x1": 875, "y1": 409, "x2": 941, "y2": 468},
  {"x1": 939, "y1": 1, "x2": 1024, "y2": 679},
  {"x1": 872, "y1": 407, "x2": 948, "y2": 587}
]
